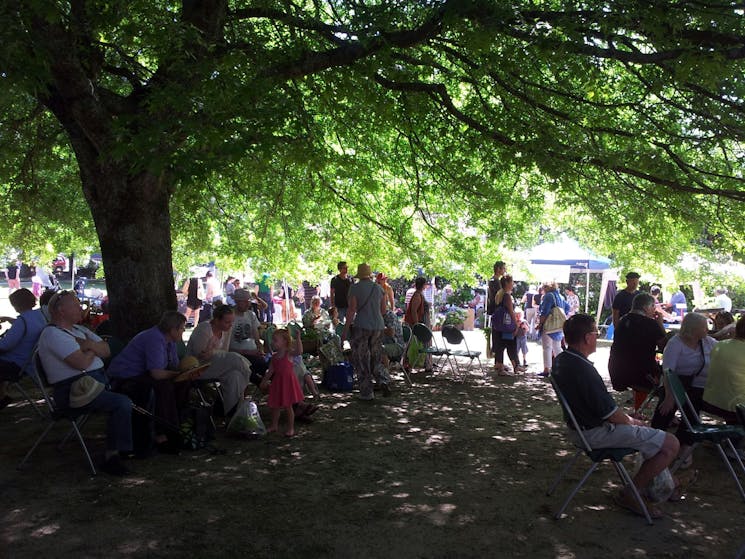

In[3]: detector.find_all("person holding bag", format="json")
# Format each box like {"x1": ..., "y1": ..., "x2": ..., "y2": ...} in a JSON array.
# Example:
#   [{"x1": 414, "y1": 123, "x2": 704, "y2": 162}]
[
  {"x1": 493, "y1": 275, "x2": 524, "y2": 375},
  {"x1": 342, "y1": 264, "x2": 387, "y2": 400},
  {"x1": 537, "y1": 282, "x2": 569, "y2": 377}
]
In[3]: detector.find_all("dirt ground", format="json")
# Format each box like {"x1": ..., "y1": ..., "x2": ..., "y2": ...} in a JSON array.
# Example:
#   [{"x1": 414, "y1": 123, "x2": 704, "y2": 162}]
[
  {"x1": 1, "y1": 337, "x2": 744, "y2": 559},
  {"x1": 0, "y1": 287, "x2": 743, "y2": 558}
]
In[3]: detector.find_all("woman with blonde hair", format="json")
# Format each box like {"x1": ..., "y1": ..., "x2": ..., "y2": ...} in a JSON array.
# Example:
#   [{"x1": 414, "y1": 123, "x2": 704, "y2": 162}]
[
  {"x1": 537, "y1": 282, "x2": 569, "y2": 377},
  {"x1": 656, "y1": 312, "x2": 717, "y2": 468}
]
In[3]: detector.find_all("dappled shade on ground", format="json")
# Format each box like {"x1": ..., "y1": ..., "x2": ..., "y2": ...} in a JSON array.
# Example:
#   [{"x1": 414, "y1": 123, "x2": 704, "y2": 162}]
[{"x1": 1, "y1": 362, "x2": 742, "y2": 558}]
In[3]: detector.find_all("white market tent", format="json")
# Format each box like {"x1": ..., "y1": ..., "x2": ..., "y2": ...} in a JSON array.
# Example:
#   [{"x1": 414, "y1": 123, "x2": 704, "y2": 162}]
[{"x1": 528, "y1": 238, "x2": 613, "y2": 324}]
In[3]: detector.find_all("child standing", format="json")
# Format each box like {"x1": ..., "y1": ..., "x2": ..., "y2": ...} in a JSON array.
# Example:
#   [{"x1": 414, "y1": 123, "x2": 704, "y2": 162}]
[
  {"x1": 261, "y1": 329, "x2": 305, "y2": 436},
  {"x1": 515, "y1": 310, "x2": 529, "y2": 370}
]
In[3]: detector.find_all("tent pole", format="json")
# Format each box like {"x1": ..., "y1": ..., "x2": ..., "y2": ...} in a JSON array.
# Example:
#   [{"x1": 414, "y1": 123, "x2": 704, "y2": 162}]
[
  {"x1": 596, "y1": 271, "x2": 609, "y2": 327},
  {"x1": 585, "y1": 269, "x2": 590, "y2": 313}
]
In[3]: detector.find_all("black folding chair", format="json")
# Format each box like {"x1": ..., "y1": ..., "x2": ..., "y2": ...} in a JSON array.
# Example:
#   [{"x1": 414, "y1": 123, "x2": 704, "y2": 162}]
[
  {"x1": 441, "y1": 325, "x2": 485, "y2": 380},
  {"x1": 411, "y1": 323, "x2": 455, "y2": 377},
  {"x1": 17, "y1": 351, "x2": 97, "y2": 475},
  {"x1": 665, "y1": 369, "x2": 745, "y2": 501},
  {"x1": 547, "y1": 374, "x2": 654, "y2": 524},
  {"x1": 398, "y1": 324, "x2": 413, "y2": 386}
]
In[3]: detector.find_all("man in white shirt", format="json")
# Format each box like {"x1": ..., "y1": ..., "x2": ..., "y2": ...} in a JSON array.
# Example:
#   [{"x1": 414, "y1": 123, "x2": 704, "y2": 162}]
[
  {"x1": 714, "y1": 287, "x2": 732, "y2": 312},
  {"x1": 37, "y1": 290, "x2": 133, "y2": 475}
]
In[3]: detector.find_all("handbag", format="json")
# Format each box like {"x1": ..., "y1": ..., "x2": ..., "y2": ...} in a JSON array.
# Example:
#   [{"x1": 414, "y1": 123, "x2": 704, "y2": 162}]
[
  {"x1": 492, "y1": 296, "x2": 514, "y2": 333},
  {"x1": 543, "y1": 292, "x2": 567, "y2": 334}
]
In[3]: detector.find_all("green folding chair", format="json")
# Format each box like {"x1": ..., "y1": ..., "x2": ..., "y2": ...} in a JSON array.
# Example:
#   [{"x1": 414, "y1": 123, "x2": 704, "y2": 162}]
[
  {"x1": 547, "y1": 374, "x2": 654, "y2": 524},
  {"x1": 664, "y1": 369, "x2": 745, "y2": 501}
]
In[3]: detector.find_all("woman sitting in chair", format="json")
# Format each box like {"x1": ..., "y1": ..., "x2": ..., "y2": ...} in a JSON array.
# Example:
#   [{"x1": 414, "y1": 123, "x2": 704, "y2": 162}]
[
  {"x1": 655, "y1": 312, "x2": 717, "y2": 468},
  {"x1": 702, "y1": 316, "x2": 745, "y2": 461},
  {"x1": 0, "y1": 288, "x2": 47, "y2": 410},
  {"x1": 186, "y1": 304, "x2": 252, "y2": 417},
  {"x1": 107, "y1": 311, "x2": 191, "y2": 455},
  {"x1": 302, "y1": 296, "x2": 332, "y2": 333}
]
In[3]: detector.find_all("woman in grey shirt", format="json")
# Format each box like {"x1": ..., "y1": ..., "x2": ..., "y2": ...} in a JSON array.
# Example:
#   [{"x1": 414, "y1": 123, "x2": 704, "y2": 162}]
[{"x1": 342, "y1": 263, "x2": 387, "y2": 400}]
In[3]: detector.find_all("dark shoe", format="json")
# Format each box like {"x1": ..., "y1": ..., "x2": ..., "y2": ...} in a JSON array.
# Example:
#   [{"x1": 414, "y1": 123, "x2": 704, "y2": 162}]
[
  {"x1": 157, "y1": 439, "x2": 182, "y2": 455},
  {"x1": 100, "y1": 454, "x2": 131, "y2": 476},
  {"x1": 0, "y1": 396, "x2": 12, "y2": 410},
  {"x1": 381, "y1": 383, "x2": 392, "y2": 397}
]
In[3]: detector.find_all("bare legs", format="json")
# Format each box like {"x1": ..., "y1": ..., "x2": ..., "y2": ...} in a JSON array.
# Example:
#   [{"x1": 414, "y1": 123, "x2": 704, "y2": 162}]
[{"x1": 268, "y1": 406, "x2": 296, "y2": 436}]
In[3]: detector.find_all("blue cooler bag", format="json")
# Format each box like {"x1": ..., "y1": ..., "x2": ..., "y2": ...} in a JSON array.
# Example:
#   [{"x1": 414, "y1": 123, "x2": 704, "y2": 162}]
[{"x1": 324, "y1": 362, "x2": 354, "y2": 392}]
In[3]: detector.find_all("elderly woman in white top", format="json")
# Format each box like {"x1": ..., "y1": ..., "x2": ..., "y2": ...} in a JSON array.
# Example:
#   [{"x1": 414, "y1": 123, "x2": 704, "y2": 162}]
[
  {"x1": 186, "y1": 304, "x2": 252, "y2": 416},
  {"x1": 302, "y1": 296, "x2": 331, "y2": 333},
  {"x1": 655, "y1": 312, "x2": 717, "y2": 467}
]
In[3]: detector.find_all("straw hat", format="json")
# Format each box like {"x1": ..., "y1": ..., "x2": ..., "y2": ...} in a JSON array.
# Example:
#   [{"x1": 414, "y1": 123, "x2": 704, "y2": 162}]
[
  {"x1": 354, "y1": 263, "x2": 373, "y2": 279},
  {"x1": 69, "y1": 375, "x2": 105, "y2": 408},
  {"x1": 233, "y1": 288, "x2": 252, "y2": 301}
]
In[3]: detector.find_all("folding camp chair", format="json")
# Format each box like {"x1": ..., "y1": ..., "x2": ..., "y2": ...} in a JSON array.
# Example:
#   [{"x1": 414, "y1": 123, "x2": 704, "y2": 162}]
[
  {"x1": 17, "y1": 351, "x2": 97, "y2": 475},
  {"x1": 411, "y1": 323, "x2": 454, "y2": 377},
  {"x1": 380, "y1": 323, "x2": 412, "y2": 387},
  {"x1": 440, "y1": 325, "x2": 485, "y2": 380},
  {"x1": 546, "y1": 374, "x2": 654, "y2": 524},
  {"x1": 4, "y1": 348, "x2": 45, "y2": 418},
  {"x1": 664, "y1": 369, "x2": 745, "y2": 501},
  {"x1": 399, "y1": 324, "x2": 413, "y2": 386}
]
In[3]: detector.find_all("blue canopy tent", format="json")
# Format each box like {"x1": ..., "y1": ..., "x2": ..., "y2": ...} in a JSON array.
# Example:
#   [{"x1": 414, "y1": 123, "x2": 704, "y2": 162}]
[{"x1": 528, "y1": 239, "x2": 612, "y2": 323}]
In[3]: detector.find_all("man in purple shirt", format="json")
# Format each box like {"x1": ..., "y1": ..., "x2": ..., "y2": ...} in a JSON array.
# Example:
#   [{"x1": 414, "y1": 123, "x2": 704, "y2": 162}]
[{"x1": 108, "y1": 311, "x2": 189, "y2": 454}]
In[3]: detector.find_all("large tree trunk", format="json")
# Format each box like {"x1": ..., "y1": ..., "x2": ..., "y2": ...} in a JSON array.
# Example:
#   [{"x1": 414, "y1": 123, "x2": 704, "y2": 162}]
[{"x1": 85, "y1": 167, "x2": 177, "y2": 340}]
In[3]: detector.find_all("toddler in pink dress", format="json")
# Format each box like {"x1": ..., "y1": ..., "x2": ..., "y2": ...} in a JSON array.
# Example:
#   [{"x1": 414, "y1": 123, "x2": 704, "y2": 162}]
[{"x1": 261, "y1": 329, "x2": 304, "y2": 436}]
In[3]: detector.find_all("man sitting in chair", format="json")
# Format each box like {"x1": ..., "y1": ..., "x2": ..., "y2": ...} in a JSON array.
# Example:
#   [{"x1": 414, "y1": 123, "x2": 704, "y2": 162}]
[
  {"x1": 552, "y1": 314, "x2": 679, "y2": 518},
  {"x1": 38, "y1": 290, "x2": 134, "y2": 476}
]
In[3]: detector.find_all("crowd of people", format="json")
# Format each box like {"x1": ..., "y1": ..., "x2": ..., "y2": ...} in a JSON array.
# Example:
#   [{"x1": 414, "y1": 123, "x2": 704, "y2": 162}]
[
  {"x1": 1, "y1": 258, "x2": 743, "y2": 524},
  {"x1": 484, "y1": 260, "x2": 745, "y2": 517}
]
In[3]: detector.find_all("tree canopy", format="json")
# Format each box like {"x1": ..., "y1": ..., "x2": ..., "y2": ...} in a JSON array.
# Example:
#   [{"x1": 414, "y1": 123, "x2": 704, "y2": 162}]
[{"x1": 1, "y1": 1, "x2": 745, "y2": 334}]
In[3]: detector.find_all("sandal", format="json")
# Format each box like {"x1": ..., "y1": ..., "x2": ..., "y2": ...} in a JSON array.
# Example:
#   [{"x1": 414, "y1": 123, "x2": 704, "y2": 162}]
[{"x1": 614, "y1": 491, "x2": 664, "y2": 519}]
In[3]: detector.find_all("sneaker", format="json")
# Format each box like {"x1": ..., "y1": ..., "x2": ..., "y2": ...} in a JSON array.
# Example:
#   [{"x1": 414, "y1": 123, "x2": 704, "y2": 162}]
[
  {"x1": 537, "y1": 371, "x2": 550, "y2": 378},
  {"x1": 100, "y1": 454, "x2": 131, "y2": 476}
]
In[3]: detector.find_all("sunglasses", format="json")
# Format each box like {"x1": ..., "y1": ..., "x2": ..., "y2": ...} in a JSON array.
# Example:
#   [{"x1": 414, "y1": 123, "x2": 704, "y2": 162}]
[{"x1": 50, "y1": 290, "x2": 76, "y2": 311}]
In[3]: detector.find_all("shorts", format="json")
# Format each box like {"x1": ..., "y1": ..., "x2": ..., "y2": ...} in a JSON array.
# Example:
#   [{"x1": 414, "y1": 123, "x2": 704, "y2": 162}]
[
  {"x1": 516, "y1": 336, "x2": 528, "y2": 355},
  {"x1": 571, "y1": 422, "x2": 667, "y2": 460}
]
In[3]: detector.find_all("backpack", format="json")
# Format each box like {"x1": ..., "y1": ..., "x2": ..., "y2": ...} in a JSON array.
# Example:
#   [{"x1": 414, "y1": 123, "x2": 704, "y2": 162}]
[
  {"x1": 492, "y1": 296, "x2": 515, "y2": 333},
  {"x1": 179, "y1": 404, "x2": 215, "y2": 450}
]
